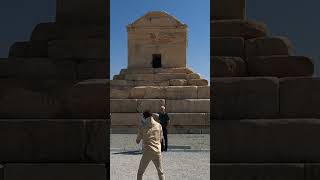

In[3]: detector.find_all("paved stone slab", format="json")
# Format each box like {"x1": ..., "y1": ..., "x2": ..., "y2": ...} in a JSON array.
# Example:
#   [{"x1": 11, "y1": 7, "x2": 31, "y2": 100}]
[
  {"x1": 212, "y1": 0, "x2": 245, "y2": 20},
  {"x1": 4, "y1": 164, "x2": 106, "y2": 180},
  {"x1": 247, "y1": 56, "x2": 314, "y2": 77},
  {"x1": 212, "y1": 77, "x2": 279, "y2": 119},
  {"x1": 214, "y1": 119, "x2": 320, "y2": 162},
  {"x1": 211, "y1": 37, "x2": 244, "y2": 57},
  {"x1": 0, "y1": 119, "x2": 108, "y2": 162},
  {"x1": 212, "y1": 20, "x2": 267, "y2": 39},
  {"x1": 245, "y1": 37, "x2": 293, "y2": 57},
  {"x1": 211, "y1": 56, "x2": 247, "y2": 77},
  {"x1": 166, "y1": 99, "x2": 210, "y2": 113},
  {"x1": 212, "y1": 163, "x2": 304, "y2": 180},
  {"x1": 280, "y1": 77, "x2": 320, "y2": 118},
  {"x1": 65, "y1": 79, "x2": 108, "y2": 118}
]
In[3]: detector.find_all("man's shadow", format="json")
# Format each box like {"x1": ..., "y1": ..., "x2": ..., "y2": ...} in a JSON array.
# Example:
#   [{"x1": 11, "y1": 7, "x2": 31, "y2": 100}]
[{"x1": 112, "y1": 150, "x2": 143, "y2": 155}]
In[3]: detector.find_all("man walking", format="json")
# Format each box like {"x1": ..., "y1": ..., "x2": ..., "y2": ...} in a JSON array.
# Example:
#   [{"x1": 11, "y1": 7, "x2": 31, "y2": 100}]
[
  {"x1": 136, "y1": 110, "x2": 165, "y2": 180},
  {"x1": 158, "y1": 106, "x2": 170, "y2": 152}
]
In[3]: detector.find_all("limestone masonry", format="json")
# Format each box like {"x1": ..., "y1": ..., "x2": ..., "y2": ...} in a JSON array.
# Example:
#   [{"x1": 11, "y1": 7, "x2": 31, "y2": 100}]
[
  {"x1": 110, "y1": 11, "x2": 210, "y2": 134},
  {"x1": 212, "y1": 0, "x2": 320, "y2": 179}
]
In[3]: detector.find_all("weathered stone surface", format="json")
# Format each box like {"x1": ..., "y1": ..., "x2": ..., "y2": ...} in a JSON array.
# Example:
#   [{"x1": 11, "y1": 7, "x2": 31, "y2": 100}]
[
  {"x1": 0, "y1": 58, "x2": 77, "y2": 79},
  {"x1": 65, "y1": 79, "x2": 108, "y2": 118},
  {"x1": 214, "y1": 119, "x2": 320, "y2": 162},
  {"x1": 186, "y1": 73, "x2": 200, "y2": 80},
  {"x1": 168, "y1": 113, "x2": 209, "y2": 126},
  {"x1": 212, "y1": 163, "x2": 304, "y2": 180},
  {"x1": 245, "y1": 37, "x2": 293, "y2": 57},
  {"x1": 9, "y1": 41, "x2": 49, "y2": 58},
  {"x1": 0, "y1": 119, "x2": 108, "y2": 162},
  {"x1": 4, "y1": 164, "x2": 107, "y2": 180},
  {"x1": 169, "y1": 79, "x2": 187, "y2": 86},
  {"x1": 187, "y1": 79, "x2": 208, "y2": 86},
  {"x1": 154, "y1": 73, "x2": 187, "y2": 81},
  {"x1": 247, "y1": 56, "x2": 314, "y2": 77},
  {"x1": 212, "y1": 0, "x2": 245, "y2": 20},
  {"x1": 134, "y1": 81, "x2": 169, "y2": 86},
  {"x1": 211, "y1": 37, "x2": 244, "y2": 57},
  {"x1": 48, "y1": 39, "x2": 106, "y2": 59},
  {"x1": 137, "y1": 99, "x2": 165, "y2": 113},
  {"x1": 111, "y1": 113, "x2": 140, "y2": 126},
  {"x1": 110, "y1": 80, "x2": 134, "y2": 87},
  {"x1": 124, "y1": 74, "x2": 154, "y2": 81},
  {"x1": 212, "y1": 77, "x2": 279, "y2": 119},
  {"x1": 165, "y1": 86, "x2": 198, "y2": 99},
  {"x1": 197, "y1": 86, "x2": 210, "y2": 99},
  {"x1": 166, "y1": 99, "x2": 210, "y2": 113},
  {"x1": 110, "y1": 99, "x2": 137, "y2": 113},
  {"x1": 77, "y1": 59, "x2": 108, "y2": 79},
  {"x1": 280, "y1": 77, "x2": 320, "y2": 118},
  {"x1": 56, "y1": 0, "x2": 107, "y2": 25},
  {"x1": 30, "y1": 23, "x2": 57, "y2": 41},
  {"x1": 129, "y1": 86, "x2": 165, "y2": 99},
  {"x1": 212, "y1": 20, "x2": 268, "y2": 39},
  {"x1": 211, "y1": 56, "x2": 247, "y2": 77},
  {"x1": 127, "y1": 12, "x2": 187, "y2": 68},
  {"x1": 110, "y1": 87, "x2": 130, "y2": 99}
]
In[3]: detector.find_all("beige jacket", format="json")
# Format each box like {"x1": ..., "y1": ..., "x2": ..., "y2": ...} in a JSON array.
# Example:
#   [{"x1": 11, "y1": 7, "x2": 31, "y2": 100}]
[{"x1": 137, "y1": 116, "x2": 163, "y2": 154}]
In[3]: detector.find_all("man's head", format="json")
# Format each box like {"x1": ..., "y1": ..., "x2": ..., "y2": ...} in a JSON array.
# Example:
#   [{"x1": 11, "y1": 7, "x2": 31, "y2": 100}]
[
  {"x1": 143, "y1": 110, "x2": 152, "y2": 119},
  {"x1": 160, "y1": 106, "x2": 166, "y2": 113}
]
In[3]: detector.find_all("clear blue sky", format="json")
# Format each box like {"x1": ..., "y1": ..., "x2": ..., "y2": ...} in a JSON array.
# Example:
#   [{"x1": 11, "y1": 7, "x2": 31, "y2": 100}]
[{"x1": 110, "y1": 0, "x2": 210, "y2": 80}]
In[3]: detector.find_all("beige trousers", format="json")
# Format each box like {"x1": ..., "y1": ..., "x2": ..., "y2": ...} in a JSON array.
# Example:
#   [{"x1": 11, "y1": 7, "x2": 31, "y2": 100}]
[{"x1": 137, "y1": 152, "x2": 165, "y2": 180}]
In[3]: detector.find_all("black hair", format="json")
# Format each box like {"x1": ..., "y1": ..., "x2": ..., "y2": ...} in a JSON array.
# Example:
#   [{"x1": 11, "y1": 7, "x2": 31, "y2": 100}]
[{"x1": 143, "y1": 110, "x2": 152, "y2": 119}]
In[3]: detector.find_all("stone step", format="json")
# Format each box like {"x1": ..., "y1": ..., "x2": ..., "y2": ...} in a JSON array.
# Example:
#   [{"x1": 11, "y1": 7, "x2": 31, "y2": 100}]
[
  {"x1": 212, "y1": 77, "x2": 279, "y2": 119},
  {"x1": 110, "y1": 99, "x2": 209, "y2": 113},
  {"x1": 247, "y1": 56, "x2": 314, "y2": 77},
  {"x1": 119, "y1": 67, "x2": 194, "y2": 75},
  {"x1": 214, "y1": 119, "x2": 320, "y2": 163},
  {"x1": 122, "y1": 73, "x2": 201, "y2": 81},
  {"x1": 211, "y1": 20, "x2": 268, "y2": 39},
  {"x1": 110, "y1": 86, "x2": 210, "y2": 99},
  {"x1": 111, "y1": 126, "x2": 209, "y2": 134},
  {"x1": 212, "y1": 0, "x2": 245, "y2": 20},
  {"x1": 212, "y1": 163, "x2": 305, "y2": 180},
  {"x1": 211, "y1": 37, "x2": 245, "y2": 57},
  {"x1": 211, "y1": 56, "x2": 247, "y2": 77},
  {"x1": 0, "y1": 119, "x2": 108, "y2": 162},
  {"x1": 111, "y1": 113, "x2": 209, "y2": 127},
  {"x1": 245, "y1": 36, "x2": 293, "y2": 57}
]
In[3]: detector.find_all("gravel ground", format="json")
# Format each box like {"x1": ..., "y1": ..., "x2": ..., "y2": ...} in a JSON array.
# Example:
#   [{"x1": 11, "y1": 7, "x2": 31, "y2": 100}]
[
  {"x1": 111, "y1": 134, "x2": 210, "y2": 150},
  {"x1": 110, "y1": 151, "x2": 210, "y2": 180}
]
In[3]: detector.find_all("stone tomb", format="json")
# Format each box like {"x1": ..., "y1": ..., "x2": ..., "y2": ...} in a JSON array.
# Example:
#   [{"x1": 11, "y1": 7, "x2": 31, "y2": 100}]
[{"x1": 111, "y1": 11, "x2": 210, "y2": 134}]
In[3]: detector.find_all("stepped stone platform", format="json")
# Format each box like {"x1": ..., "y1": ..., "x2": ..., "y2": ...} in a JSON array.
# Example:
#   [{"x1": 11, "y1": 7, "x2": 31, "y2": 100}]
[
  {"x1": 110, "y1": 11, "x2": 210, "y2": 134},
  {"x1": 0, "y1": 0, "x2": 109, "y2": 179},
  {"x1": 212, "y1": 0, "x2": 320, "y2": 179}
]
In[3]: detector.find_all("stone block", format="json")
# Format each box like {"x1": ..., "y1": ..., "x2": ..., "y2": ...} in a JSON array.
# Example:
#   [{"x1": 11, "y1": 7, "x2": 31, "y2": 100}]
[
  {"x1": 0, "y1": 119, "x2": 108, "y2": 162},
  {"x1": 137, "y1": 99, "x2": 165, "y2": 113},
  {"x1": 211, "y1": 56, "x2": 247, "y2": 77},
  {"x1": 120, "y1": 68, "x2": 154, "y2": 74},
  {"x1": 4, "y1": 164, "x2": 107, "y2": 180},
  {"x1": 245, "y1": 37, "x2": 293, "y2": 57},
  {"x1": 134, "y1": 81, "x2": 169, "y2": 86},
  {"x1": 129, "y1": 86, "x2": 165, "y2": 99},
  {"x1": 187, "y1": 79, "x2": 208, "y2": 86},
  {"x1": 168, "y1": 113, "x2": 209, "y2": 126},
  {"x1": 212, "y1": 163, "x2": 304, "y2": 180},
  {"x1": 111, "y1": 113, "x2": 140, "y2": 126},
  {"x1": 280, "y1": 77, "x2": 320, "y2": 118},
  {"x1": 212, "y1": 20, "x2": 268, "y2": 39},
  {"x1": 169, "y1": 79, "x2": 187, "y2": 86},
  {"x1": 65, "y1": 79, "x2": 108, "y2": 118},
  {"x1": 165, "y1": 86, "x2": 198, "y2": 99},
  {"x1": 30, "y1": 23, "x2": 57, "y2": 41},
  {"x1": 166, "y1": 99, "x2": 210, "y2": 113},
  {"x1": 9, "y1": 41, "x2": 48, "y2": 58},
  {"x1": 197, "y1": 86, "x2": 210, "y2": 99},
  {"x1": 110, "y1": 99, "x2": 137, "y2": 113},
  {"x1": 154, "y1": 67, "x2": 193, "y2": 74},
  {"x1": 110, "y1": 80, "x2": 134, "y2": 87},
  {"x1": 110, "y1": 87, "x2": 130, "y2": 99},
  {"x1": 48, "y1": 39, "x2": 106, "y2": 59},
  {"x1": 247, "y1": 56, "x2": 314, "y2": 77},
  {"x1": 186, "y1": 73, "x2": 200, "y2": 80},
  {"x1": 211, "y1": 37, "x2": 244, "y2": 57},
  {"x1": 77, "y1": 59, "x2": 108, "y2": 79},
  {"x1": 214, "y1": 119, "x2": 320, "y2": 162},
  {"x1": 124, "y1": 74, "x2": 154, "y2": 81},
  {"x1": 212, "y1": 77, "x2": 279, "y2": 119},
  {"x1": 154, "y1": 73, "x2": 187, "y2": 81},
  {"x1": 212, "y1": 0, "x2": 246, "y2": 20}
]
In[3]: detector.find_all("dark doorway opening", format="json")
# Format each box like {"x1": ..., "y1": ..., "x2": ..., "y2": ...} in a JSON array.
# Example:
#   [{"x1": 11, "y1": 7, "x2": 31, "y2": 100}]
[{"x1": 152, "y1": 54, "x2": 162, "y2": 68}]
